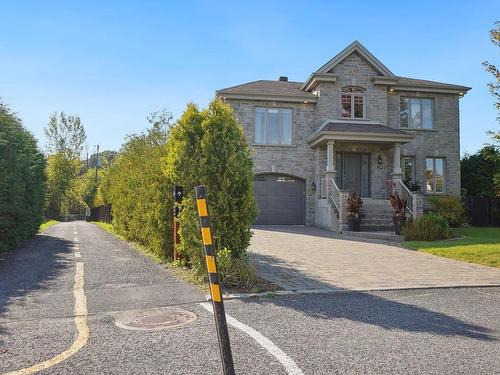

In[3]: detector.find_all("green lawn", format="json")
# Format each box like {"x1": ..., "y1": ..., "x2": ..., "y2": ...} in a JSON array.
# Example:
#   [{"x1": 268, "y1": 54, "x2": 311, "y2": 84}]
[
  {"x1": 39, "y1": 220, "x2": 59, "y2": 232},
  {"x1": 405, "y1": 227, "x2": 500, "y2": 268},
  {"x1": 92, "y1": 221, "x2": 115, "y2": 234}
]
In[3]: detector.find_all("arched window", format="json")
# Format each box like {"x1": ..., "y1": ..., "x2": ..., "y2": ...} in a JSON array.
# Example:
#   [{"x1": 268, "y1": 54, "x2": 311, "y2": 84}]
[{"x1": 341, "y1": 86, "x2": 365, "y2": 119}]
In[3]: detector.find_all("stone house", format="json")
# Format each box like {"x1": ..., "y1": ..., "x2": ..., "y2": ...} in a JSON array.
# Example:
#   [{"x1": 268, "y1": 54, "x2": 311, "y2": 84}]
[{"x1": 217, "y1": 41, "x2": 470, "y2": 232}]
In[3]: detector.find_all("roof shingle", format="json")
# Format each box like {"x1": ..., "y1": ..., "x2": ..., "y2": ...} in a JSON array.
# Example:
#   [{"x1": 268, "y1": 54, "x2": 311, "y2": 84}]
[
  {"x1": 216, "y1": 80, "x2": 315, "y2": 98},
  {"x1": 321, "y1": 122, "x2": 411, "y2": 136}
]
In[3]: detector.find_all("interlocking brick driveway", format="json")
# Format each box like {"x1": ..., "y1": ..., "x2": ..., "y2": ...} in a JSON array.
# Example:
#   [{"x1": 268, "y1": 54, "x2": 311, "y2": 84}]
[{"x1": 249, "y1": 226, "x2": 500, "y2": 291}]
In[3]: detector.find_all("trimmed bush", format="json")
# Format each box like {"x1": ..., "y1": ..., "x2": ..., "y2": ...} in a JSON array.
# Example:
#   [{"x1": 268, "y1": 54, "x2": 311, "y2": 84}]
[
  {"x1": 0, "y1": 103, "x2": 46, "y2": 251},
  {"x1": 428, "y1": 195, "x2": 465, "y2": 227},
  {"x1": 403, "y1": 213, "x2": 450, "y2": 241}
]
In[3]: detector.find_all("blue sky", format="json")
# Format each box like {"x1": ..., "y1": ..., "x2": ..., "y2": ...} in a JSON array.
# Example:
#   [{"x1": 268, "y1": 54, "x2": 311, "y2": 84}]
[{"x1": 1, "y1": 1, "x2": 498, "y2": 155}]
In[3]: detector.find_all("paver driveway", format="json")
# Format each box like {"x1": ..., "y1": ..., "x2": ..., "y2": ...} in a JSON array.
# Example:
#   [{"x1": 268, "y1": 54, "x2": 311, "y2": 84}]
[{"x1": 249, "y1": 226, "x2": 500, "y2": 291}]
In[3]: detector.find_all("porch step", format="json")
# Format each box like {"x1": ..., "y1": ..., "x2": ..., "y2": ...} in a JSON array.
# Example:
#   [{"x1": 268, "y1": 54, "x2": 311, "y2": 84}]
[{"x1": 360, "y1": 224, "x2": 395, "y2": 232}]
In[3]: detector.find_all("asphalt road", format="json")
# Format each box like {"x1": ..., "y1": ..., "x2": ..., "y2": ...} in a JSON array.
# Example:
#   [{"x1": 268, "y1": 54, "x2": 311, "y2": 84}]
[{"x1": 1, "y1": 221, "x2": 499, "y2": 374}]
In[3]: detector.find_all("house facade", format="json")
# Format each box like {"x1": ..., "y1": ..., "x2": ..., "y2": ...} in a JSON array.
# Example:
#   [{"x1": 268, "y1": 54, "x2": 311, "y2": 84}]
[{"x1": 217, "y1": 41, "x2": 470, "y2": 231}]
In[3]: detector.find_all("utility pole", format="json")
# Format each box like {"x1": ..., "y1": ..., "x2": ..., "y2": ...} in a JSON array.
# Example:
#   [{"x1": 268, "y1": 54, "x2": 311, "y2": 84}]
[{"x1": 95, "y1": 145, "x2": 100, "y2": 184}]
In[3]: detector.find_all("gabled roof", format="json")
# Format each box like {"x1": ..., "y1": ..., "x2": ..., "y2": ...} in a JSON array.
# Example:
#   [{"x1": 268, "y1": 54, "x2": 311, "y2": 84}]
[
  {"x1": 302, "y1": 41, "x2": 396, "y2": 91},
  {"x1": 217, "y1": 41, "x2": 471, "y2": 100},
  {"x1": 216, "y1": 80, "x2": 317, "y2": 103},
  {"x1": 316, "y1": 41, "x2": 395, "y2": 78},
  {"x1": 393, "y1": 76, "x2": 471, "y2": 92}
]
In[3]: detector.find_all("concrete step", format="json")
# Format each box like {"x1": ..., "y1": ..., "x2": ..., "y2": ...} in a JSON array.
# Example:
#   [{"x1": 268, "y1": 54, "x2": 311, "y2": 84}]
[
  {"x1": 359, "y1": 224, "x2": 395, "y2": 232},
  {"x1": 362, "y1": 219, "x2": 393, "y2": 224},
  {"x1": 361, "y1": 213, "x2": 393, "y2": 218}
]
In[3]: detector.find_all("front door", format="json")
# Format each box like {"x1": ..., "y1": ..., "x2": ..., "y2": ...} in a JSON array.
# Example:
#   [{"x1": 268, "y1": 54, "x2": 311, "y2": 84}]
[
  {"x1": 335, "y1": 152, "x2": 371, "y2": 197},
  {"x1": 344, "y1": 153, "x2": 361, "y2": 194}
]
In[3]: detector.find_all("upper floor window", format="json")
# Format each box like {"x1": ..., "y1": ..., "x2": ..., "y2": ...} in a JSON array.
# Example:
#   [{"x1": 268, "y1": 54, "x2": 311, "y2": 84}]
[
  {"x1": 341, "y1": 86, "x2": 365, "y2": 119},
  {"x1": 255, "y1": 108, "x2": 292, "y2": 145},
  {"x1": 400, "y1": 97, "x2": 434, "y2": 129}
]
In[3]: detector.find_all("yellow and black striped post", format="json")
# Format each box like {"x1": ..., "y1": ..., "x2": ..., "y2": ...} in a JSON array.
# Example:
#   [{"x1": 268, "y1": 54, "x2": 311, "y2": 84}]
[{"x1": 195, "y1": 185, "x2": 235, "y2": 375}]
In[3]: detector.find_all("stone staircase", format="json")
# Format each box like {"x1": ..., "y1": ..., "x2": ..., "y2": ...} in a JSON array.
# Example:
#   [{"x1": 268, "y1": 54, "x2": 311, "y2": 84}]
[{"x1": 359, "y1": 198, "x2": 394, "y2": 231}]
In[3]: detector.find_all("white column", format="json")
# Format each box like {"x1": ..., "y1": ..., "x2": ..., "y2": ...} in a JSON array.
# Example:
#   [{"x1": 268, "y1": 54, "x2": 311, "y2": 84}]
[
  {"x1": 392, "y1": 142, "x2": 402, "y2": 175},
  {"x1": 391, "y1": 142, "x2": 402, "y2": 194},
  {"x1": 326, "y1": 140, "x2": 336, "y2": 172}
]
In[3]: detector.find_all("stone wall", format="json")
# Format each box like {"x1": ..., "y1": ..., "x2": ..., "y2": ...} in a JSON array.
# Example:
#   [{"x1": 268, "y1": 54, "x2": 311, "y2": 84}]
[
  {"x1": 388, "y1": 92, "x2": 461, "y2": 197},
  {"x1": 315, "y1": 51, "x2": 388, "y2": 126}
]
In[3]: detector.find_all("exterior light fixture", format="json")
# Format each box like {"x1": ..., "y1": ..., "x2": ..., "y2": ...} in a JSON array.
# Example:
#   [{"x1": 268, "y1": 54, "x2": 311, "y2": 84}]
[
  {"x1": 311, "y1": 181, "x2": 317, "y2": 191},
  {"x1": 377, "y1": 155, "x2": 383, "y2": 165},
  {"x1": 389, "y1": 88, "x2": 395, "y2": 93},
  {"x1": 304, "y1": 101, "x2": 308, "y2": 104}
]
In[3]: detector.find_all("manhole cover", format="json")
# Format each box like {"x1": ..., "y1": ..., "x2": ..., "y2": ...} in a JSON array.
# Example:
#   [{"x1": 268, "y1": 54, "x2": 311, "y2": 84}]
[{"x1": 115, "y1": 307, "x2": 197, "y2": 331}]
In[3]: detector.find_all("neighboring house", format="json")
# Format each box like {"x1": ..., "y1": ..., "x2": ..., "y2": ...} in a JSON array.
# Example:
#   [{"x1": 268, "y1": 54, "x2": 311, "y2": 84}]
[{"x1": 217, "y1": 41, "x2": 470, "y2": 231}]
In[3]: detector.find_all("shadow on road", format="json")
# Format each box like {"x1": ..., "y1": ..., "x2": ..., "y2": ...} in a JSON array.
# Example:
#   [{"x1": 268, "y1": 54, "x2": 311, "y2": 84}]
[
  {"x1": 0, "y1": 234, "x2": 73, "y2": 344},
  {"x1": 246, "y1": 252, "x2": 496, "y2": 341}
]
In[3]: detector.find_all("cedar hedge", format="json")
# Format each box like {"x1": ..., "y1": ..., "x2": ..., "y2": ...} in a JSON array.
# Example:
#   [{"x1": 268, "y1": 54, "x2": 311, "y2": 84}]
[{"x1": 0, "y1": 103, "x2": 46, "y2": 251}]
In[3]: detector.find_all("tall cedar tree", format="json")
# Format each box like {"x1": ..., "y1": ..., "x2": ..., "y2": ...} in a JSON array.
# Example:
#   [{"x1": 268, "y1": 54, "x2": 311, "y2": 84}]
[{"x1": 164, "y1": 99, "x2": 257, "y2": 272}]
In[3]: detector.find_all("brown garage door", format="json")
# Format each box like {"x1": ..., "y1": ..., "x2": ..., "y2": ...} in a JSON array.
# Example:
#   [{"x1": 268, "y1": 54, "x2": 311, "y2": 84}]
[{"x1": 254, "y1": 174, "x2": 305, "y2": 225}]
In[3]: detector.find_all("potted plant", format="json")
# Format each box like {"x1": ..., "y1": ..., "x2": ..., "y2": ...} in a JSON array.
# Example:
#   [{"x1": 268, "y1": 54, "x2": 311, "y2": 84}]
[
  {"x1": 346, "y1": 192, "x2": 363, "y2": 231},
  {"x1": 390, "y1": 193, "x2": 408, "y2": 235}
]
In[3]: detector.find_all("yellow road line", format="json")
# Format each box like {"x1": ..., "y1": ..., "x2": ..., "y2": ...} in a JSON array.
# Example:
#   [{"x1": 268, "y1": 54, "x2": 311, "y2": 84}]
[{"x1": 3, "y1": 262, "x2": 89, "y2": 374}]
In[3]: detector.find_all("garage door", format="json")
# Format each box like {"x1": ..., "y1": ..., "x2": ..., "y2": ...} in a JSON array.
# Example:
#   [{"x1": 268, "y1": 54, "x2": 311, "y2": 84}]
[{"x1": 254, "y1": 174, "x2": 305, "y2": 225}]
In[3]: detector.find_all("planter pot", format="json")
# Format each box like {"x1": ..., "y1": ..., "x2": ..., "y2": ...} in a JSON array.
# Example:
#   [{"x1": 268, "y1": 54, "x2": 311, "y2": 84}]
[
  {"x1": 394, "y1": 220, "x2": 402, "y2": 235},
  {"x1": 347, "y1": 216, "x2": 361, "y2": 232}
]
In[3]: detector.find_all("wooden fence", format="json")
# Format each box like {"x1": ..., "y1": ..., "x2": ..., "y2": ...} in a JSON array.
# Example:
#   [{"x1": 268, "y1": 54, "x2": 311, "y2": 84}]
[
  {"x1": 464, "y1": 196, "x2": 500, "y2": 227},
  {"x1": 88, "y1": 204, "x2": 112, "y2": 223}
]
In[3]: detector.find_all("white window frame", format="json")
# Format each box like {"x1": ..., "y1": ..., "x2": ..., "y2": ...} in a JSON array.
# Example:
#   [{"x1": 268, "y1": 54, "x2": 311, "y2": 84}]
[
  {"x1": 400, "y1": 97, "x2": 435, "y2": 129},
  {"x1": 254, "y1": 107, "x2": 293, "y2": 145},
  {"x1": 340, "y1": 86, "x2": 366, "y2": 119},
  {"x1": 425, "y1": 157, "x2": 446, "y2": 194}
]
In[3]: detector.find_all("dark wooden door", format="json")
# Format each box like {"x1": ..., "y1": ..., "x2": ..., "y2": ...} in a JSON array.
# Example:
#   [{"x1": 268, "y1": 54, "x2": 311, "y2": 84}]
[{"x1": 343, "y1": 153, "x2": 362, "y2": 195}]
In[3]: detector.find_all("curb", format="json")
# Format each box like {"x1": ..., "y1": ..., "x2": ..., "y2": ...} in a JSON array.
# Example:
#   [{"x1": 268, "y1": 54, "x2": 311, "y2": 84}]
[{"x1": 206, "y1": 283, "x2": 500, "y2": 301}]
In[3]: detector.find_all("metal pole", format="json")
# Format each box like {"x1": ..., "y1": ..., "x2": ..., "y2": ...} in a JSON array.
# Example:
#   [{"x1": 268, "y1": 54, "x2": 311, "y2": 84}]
[
  {"x1": 95, "y1": 145, "x2": 100, "y2": 184},
  {"x1": 173, "y1": 186, "x2": 183, "y2": 261},
  {"x1": 195, "y1": 185, "x2": 235, "y2": 375}
]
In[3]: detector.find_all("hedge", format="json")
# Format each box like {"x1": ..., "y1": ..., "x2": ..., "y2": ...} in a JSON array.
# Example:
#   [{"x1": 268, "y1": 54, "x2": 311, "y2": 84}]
[
  {"x1": 102, "y1": 123, "x2": 173, "y2": 259},
  {"x1": 0, "y1": 104, "x2": 46, "y2": 251}
]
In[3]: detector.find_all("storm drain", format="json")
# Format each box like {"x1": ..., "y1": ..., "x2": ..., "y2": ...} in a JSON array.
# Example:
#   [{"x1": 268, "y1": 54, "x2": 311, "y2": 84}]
[{"x1": 115, "y1": 307, "x2": 197, "y2": 331}]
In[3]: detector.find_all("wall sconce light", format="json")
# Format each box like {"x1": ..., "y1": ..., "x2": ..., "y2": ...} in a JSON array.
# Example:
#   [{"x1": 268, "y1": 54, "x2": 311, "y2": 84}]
[
  {"x1": 377, "y1": 155, "x2": 383, "y2": 165},
  {"x1": 311, "y1": 181, "x2": 317, "y2": 191}
]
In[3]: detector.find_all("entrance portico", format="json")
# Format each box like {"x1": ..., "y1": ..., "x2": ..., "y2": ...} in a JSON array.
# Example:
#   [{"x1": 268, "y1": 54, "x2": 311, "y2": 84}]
[{"x1": 308, "y1": 120, "x2": 415, "y2": 231}]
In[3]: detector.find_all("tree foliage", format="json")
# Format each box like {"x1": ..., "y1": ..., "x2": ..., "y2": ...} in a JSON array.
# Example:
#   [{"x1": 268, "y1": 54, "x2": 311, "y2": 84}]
[
  {"x1": 164, "y1": 99, "x2": 257, "y2": 273},
  {"x1": 461, "y1": 145, "x2": 500, "y2": 197},
  {"x1": 0, "y1": 103, "x2": 46, "y2": 251},
  {"x1": 44, "y1": 112, "x2": 87, "y2": 218},
  {"x1": 45, "y1": 112, "x2": 86, "y2": 157}
]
